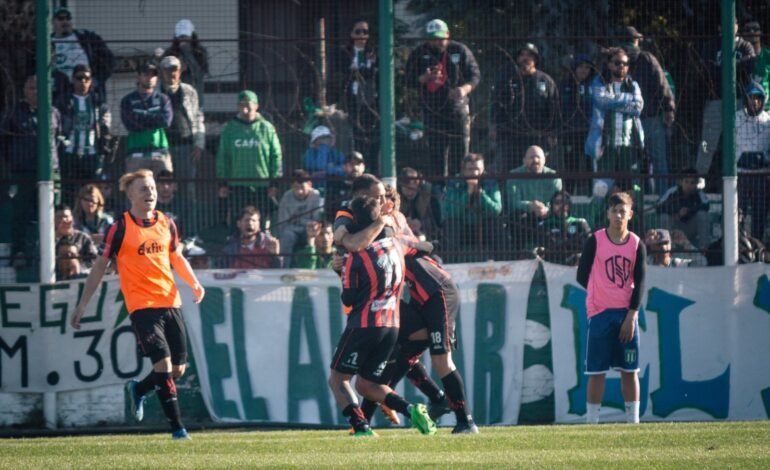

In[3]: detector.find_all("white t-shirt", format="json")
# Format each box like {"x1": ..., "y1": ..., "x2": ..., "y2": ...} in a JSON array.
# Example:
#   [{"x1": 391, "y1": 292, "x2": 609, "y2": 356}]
[{"x1": 53, "y1": 33, "x2": 89, "y2": 79}]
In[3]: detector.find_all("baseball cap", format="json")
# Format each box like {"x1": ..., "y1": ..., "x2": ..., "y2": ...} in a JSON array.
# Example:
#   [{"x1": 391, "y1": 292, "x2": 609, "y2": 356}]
[
  {"x1": 137, "y1": 63, "x2": 158, "y2": 76},
  {"x1": 175, "y1": 19, "x2": 195, "y2": 38},
  {"x1": 237, "y1": 90, "x2": 258, "y2": 104},
  {"x1": 653, "y1": 228, "x2": 671, "y2": 245},
  {"x1": 160, "y1": 55, "x2": 181, "y2": 69},
  {"x1": 54, "y1": 7, "x2": 71, "y2": 18},
  {"x1": 310, "y1": 125, "x2": 333, "y2": 144},
  {"x1": 346, "y1": 151, "x2": 365, "y2": 164},
  {"x1": 623, "y1": 26, "x2": 643, "y2": 39},
  {"x1": 425, "y1": 19, "x2": 449, "y2": 39},
  {"x1": 517, "y1": 42, "x2": 540, "y2": 58}
]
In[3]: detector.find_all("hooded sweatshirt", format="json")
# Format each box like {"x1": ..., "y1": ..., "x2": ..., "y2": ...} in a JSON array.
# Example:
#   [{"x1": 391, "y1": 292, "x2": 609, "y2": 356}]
[{"x1": 735, "y1": 81, "x2": 770, "y2": 165}]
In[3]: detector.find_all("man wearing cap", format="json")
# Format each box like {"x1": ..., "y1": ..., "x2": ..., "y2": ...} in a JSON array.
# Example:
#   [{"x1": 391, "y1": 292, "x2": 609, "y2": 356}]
[
  {"x1": 216, "y1": 90, "x2": 283, "y2": 224},
  {"x1": 558, "y1": 54, "x2": 596, "y2": 186},
  {"x1": 159, "y1": 55, "x2": 205, "y2": 210},
  {"x1": 491, "y1": 42, "x2": 560, "y2": 173},
  {"x1": 55, "y1": 63, "x2": 112, "y2": 200},
  {"x1": 303, "y1": 125, "x2": 346, "y2": 181},
  {"x1": 325, "y1": 151, "x2": 366, "y2": 218},
  {"x1": 620, "y1": 26, "x2": 675, "y2": 194},
  {"x1": 644, "y1": 228, "x2": 692, "y2": 267},
  {"x1": 405, "y1": 19, "x2": 480, "y2": 178},
  {"x1": 163, "y1": 19, "x2": 209, "y2": 104},
  {"x1": 51, "y1": 6, "x2": 114, "y2": 104},
  {"x1": 120, "y1": 63, "x2": 174, "y2": 175}
]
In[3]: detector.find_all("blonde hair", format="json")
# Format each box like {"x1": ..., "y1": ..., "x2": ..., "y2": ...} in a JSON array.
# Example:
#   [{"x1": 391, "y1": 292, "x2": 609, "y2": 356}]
[{"x1": 118, "y1": 169, "x2": 154, "y2": 192}]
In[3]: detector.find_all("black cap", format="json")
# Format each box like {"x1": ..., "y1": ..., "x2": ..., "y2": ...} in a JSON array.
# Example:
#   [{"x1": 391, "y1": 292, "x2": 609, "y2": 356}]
[
  {"x1": 517, "y1": 42, "x2": 540, "y2": 58},
  {"x1": 72, "y1": 64, "x2": 92, "y2": 76},
  {"x1": 623, "y1": 26, "x2": 643, "y2": 39},
  {"x1": 346, "y1": 151, "x2": 365, "y2": 164},
  {"x1": 137, "y1": 63, "x2": 158, "y2": 76},
  {"x1": 54, "y1": 7, "x2": 71, "y2": 18}
]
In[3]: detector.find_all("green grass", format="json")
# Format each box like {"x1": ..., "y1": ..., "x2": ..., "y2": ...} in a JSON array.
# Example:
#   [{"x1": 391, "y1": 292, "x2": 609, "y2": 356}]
[{"x1": 1, "y1": 421, "x2": 769, "y2": 469}]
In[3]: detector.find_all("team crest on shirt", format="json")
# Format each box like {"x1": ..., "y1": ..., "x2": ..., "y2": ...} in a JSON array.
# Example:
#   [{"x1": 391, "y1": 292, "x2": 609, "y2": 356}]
[
  {"x1": 138, "y1": 239, "x2": 166, "y2": 256},
  {"x1": 604, "y1": 255, "x2": 632, "y2": 288}
]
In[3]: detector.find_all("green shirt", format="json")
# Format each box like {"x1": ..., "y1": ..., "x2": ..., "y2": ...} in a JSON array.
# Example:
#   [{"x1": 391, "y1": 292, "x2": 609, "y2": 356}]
[
  {"x1": 442, "y1": 179, "x2": 502, "y2": 223},
  {"x1": 216, "y1": 115, "x2": 283, "y2": 187},
  {"x1": 752, "y1": 46, "x2": 770, "y2": 110},
  {"x1": 506, "y1": 165, "x2": 562, "y2": 214}
]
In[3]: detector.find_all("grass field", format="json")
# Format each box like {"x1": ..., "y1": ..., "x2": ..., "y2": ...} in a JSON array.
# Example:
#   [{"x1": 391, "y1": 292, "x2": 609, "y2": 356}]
[{"x1": 1, "y1": 421, "x2": 769, "y2": 469}]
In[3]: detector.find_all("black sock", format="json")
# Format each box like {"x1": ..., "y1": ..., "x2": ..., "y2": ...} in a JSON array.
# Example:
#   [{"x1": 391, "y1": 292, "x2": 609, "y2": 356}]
[
  {"x1": 384, "y1": 392, "x2": 410, "y2": 417},
  {"x1": 342, "y1": 404, "x2": 369, "y2": 432},
  {"x1": 360, "y1": 398, "x2": 378, "y2": 422},
  {"x1": 154, "y1": 371, "x2": 184, "y2": 431},
  {"x1": 407, "y1": 362, "x2": 444, "y2": 403},
  {"x1": 441, "y1": 370, "x2": 470, "y2": 423},
  {"x1": 135, "y1": 371, "x2": 154, "y2": 397}
]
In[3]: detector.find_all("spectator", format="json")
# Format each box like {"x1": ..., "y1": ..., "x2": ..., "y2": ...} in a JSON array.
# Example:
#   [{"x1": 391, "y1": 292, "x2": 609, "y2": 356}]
[
  {"x1": 557, "y1": 53, "x2": 595, "y2": 187},
  {"x1": 621, "y1": 26, "x2": 676, "y2": 193},
  {"x1": 644, "y1": 228, "x2": 691, "y2": 267},
  {"x1": 120, "y1": 63, "x2": 174, "y2": 175},
  {"x1": 158, "y1": 55, "x2": 205, "y2": 204},
  {"x1": 0, "y1": 74, "x2": 61, "y2": 261},
  {"x1": 163, "y1": 19, "x2": 208, "y2": 105},
  {"x1": 222, "y1": 206, "x2": 282, "y2": 269},
  {"x1": 744, "y1": 19, "x2": 770, "y2": 111},
  {"x1": 397, "y1": 166, "x2": 442, "y2": 242},
  {"x1": 535, "y1": 190, "x2": 591, "y2": 266},
  {"x1": 293, "y1": 220, "x2": 334, "y2": 269},
  {"x1": 331, "y1": 18, "x2": 379, "y2": 172},
  {"x1": 696, "y1": 17, "x2": 755, "y2": 176},
  {"x1": 155, "y1": 170, "x2": 186, "y2": 238},
  {"x1": 73, "y1": 183, "x2": 114, "y2": 245},
  {"x1": 216, "y1": 90, "x2": 282, "y2": 224},
  {"x1": 405, "y1": 19, "x2": 480, "y2": 177},
  {"x1": 55, "y1": 240, "x2": 89, "y2": 281},
  {"x1": 55, "y1": 64, "x2": 112, "y2": 201},
  {"x1": 506, "y1": 145, "x2": 563, "y2": 223},
  {"x1": 492, "y1": 42, "x2": 560, "y2": 172},
  {"x1": 276, "y1": 169, "x2": 323, "y2": 265},
  {"x1": 55, "y1": 204, "x2": 97, "y2": 267},
  {"x1": 442, "y1": 153, "x2": 502, "y2": 260},
  {"x1": 51, "y1": 6, "x2": 114, "y2": 103},
  {"x1": 325, "y1": 151, "x2": 365, "y2": 220},
  {"x1": 655, "y1": 169, "x2": 711, "y2": 250},
  {"x1": 303, "y1": 125, "x2": 346, "y2": 186},
  {"x1": 585, "y1": 47, "x2": 644, "y2": 193},
  {"x1": 735, "y1": 81, "x2": 770, "y2": 243}
]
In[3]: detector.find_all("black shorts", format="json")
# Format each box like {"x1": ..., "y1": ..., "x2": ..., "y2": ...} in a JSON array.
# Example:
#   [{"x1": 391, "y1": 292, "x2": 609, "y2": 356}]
[
  {"x1": 130, "y1": 308, "x2": 188, "y2": 365},
  {"x1": 330, "y1": 327, "x2": 398, "y2": 384},
  {"x1": 418, "y1": 282, "x2": 459, "y2": 355},
  {"x1": 398, "y1": 300, "x2": 426, "y2": 343}
]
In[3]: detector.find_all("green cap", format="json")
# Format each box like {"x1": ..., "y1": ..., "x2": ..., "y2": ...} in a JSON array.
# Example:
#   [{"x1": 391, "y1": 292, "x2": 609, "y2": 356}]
[
  {"x1": 237, "y1": 90, "x2": 258, "y2": 104},
  {"x1": 425, "y1": 19, "x2": 449, "y2": 39}
]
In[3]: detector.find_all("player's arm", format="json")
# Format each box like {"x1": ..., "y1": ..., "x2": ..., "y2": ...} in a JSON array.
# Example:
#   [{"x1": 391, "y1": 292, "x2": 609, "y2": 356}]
[
  {"x1": 170, "y1": 247, "x2": 205, "y2": 304},
  {"x1": 70, "y1": 256, "x2": 110, "y2": 330},
  {"x1": 576, "y1": 235, "x2": 596, "y2": 289},
  {"x1": 620, "y1": 242, "x2": 648, "y2": 343},
  {"x1": 335, "y1": 217, "x2": 388, "y2": 252}
]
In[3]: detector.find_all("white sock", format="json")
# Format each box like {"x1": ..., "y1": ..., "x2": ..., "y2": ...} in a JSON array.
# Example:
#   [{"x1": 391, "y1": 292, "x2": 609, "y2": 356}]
[
  {"x1": 586, "y1": 403, "x2": 601, "y2": 424},
  {"x1": 625, "y1": 401, "x2": 640, "y2": 423}
]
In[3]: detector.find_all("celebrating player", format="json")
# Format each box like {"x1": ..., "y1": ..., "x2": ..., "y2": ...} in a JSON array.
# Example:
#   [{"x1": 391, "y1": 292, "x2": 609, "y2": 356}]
[
  {"x1": 576, "y1": 191, "x2": 646, "y2": 424},
  {"x1": 70, "y1": 169, "x2": 205, "y2": 439}
]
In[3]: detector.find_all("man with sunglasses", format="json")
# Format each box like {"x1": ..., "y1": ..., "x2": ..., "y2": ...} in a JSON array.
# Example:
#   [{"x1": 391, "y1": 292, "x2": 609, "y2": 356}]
[
  {"x1": 51, "y1": 6, "x2": 114, "y2": 104},
  {"x1": 55, "y1": 64, "x2": 112, "y2": 201},
  {"x1": 585, "y1": 48, "x2": 644, "y2": 195}
]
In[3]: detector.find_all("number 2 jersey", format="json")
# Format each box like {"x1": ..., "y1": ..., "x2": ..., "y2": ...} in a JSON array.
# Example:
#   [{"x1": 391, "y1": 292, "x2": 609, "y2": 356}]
[{"x1": 342, "y1": 237, "x2": 412, "y2": 328}]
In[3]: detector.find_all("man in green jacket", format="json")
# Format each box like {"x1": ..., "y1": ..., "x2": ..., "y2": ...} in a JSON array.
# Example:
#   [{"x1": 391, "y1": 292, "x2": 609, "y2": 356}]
[{"x1": 217, "y1": 90, "x2": 283, "y2": 225}]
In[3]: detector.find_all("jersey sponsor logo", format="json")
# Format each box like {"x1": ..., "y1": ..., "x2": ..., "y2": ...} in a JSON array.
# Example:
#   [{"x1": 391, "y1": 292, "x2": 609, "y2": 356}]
[
  {"x1": 370, "y1": 296, "x2": 396, "y2": 312},
  {"x1": 372, "y1": 360, "x2": 388, "y2": 377},
  {"x1": 234, "y1": 138, "x2": 262, "y2": 148},
  {"x1": 604, "y1": 255, "x2": 632, "y2": 288},
  {"x1": 137, "y1": 239, "x2": 166, "y2": 256}
]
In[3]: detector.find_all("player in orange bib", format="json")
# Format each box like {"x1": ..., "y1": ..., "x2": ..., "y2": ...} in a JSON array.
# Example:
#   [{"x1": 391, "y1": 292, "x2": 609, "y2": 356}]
[{"x1": 70, "y1": 169, "x2": 205, "y2": 440}]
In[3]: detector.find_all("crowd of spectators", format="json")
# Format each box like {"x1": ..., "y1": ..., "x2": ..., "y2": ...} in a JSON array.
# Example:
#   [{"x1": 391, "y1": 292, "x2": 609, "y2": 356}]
[{"x1": 2, "y1": 9, "x2": 770, "y2": 275}]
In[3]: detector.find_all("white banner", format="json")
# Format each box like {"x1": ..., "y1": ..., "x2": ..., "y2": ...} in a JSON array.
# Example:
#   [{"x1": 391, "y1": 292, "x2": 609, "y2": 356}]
[
  {"x1": 180, "y1": 261, "x2": 536, "y2": 425},
  {"x1": 0, "y1": 279, "x2": 146, "y2": 392},
  {"x1": 545, "y1": 261, "x2": 770, "y2": 423}
]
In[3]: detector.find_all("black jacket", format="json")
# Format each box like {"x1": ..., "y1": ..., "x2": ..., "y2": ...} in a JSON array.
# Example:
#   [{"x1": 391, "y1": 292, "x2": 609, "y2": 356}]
[
  {"x1": 492, "y1": 67, "x2": 560, "y2": 134},
  {"x1": 701, "y1": 36, "x2": 755, "y2": 100},
  {"x1": 625, "y1": 46, "x2": 676, "y2": 118}
]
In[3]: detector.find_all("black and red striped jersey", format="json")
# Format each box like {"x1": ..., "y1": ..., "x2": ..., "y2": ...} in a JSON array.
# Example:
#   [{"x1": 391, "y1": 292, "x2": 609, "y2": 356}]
[
  {"x1": 341, "y1": 237, "x2": 406, "y2": 328},
  {"x1": 404, "y1": 254, "x2": 453, "y2": 304}
]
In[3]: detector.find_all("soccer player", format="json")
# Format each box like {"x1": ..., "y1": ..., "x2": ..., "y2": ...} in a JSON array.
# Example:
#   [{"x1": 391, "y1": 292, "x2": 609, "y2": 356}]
[
  {"x1": 70, "y1": 169, "x2": 205, "y2": 439},
  {"x1": 329, "y1": 195, "x2": 436, "y2": 437},
  {"x1": 576, "y1": 191, "x2": 646, "y2": 424}
]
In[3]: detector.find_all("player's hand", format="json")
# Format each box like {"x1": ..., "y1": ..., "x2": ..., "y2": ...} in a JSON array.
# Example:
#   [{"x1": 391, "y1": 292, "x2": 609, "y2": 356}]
[
  {"x1": 192, "y1": 283, "x2": 205, "y2": 304},
  {"x1": 70, "y1": 305, "x2": 85, "y2": 330},
  {"x1": 618, "y1": 311, "x2": 637, "y2": 343},
  {"x1": 331, "y1": 252, "x2": 344, "y2": 273}
]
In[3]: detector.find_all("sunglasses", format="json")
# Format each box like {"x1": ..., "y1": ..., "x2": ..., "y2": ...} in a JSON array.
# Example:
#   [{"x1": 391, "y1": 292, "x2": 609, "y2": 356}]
[
  {"x1": 353, "y1": 28, "x2": 369, "y2": 35},
  {"x1": 74, "y1": 75, "x2": 92, "y2": 81},
  {"x1": 612, "y1": 60, "x2": 629, "y2": 67}
]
